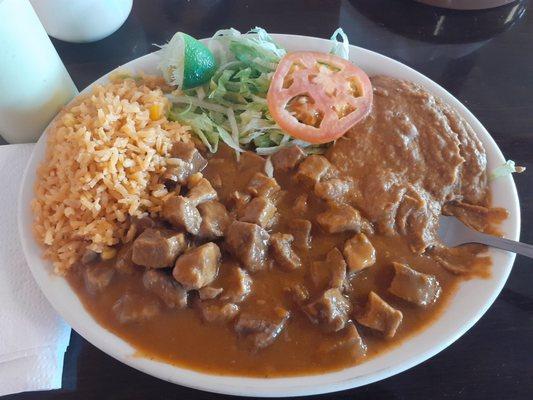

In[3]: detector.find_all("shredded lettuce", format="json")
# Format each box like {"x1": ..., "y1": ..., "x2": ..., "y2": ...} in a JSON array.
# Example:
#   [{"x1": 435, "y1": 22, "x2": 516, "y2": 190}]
[
  {"x1": 165, "y1": 27, "x2": 349, "y2": 155},
  {"x1": 210, "y1": 27, "x2": 286, "y2": 68},
  {"x1": 330, "y1": 28, "x2": 350, "y2": 60},
  {"x1": 264, "y1": 156, "x2": 274, "y2": 178},
  {"x1": 158, "y1": 32, "x2": 186, "y2": 88},
  {"x1": 489, "y1": 160, "x2": 526, "y2": 181}
]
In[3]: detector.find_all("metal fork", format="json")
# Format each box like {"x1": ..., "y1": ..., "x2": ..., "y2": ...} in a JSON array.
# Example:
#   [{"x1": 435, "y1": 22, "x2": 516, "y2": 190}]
[{"x1": 438, "y1": 215, "x2": 533, "y2": 259}]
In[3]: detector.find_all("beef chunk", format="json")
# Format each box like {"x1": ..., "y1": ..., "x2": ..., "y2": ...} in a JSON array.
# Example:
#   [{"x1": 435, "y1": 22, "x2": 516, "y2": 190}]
[
  {"x1": 198, "y1": 201, "x2": 231, "y2": 239},
  {"x1": 238, "y1": 197, "x2": 277, "y2": 229},
  {"x1": 304, "y1": 288, "x2": 351, "y2": 332},
  {"x1": 225, "y1": 221, "x2": 270, "y2": 272},
  {"x1": 428, "y1": 244, "x2": 487, "y2": 275},
  {"x1": 83, "y1": 264, "x2": 115, "y2": 294},
  {"x1": 270, "y1": 233, "x2": 301, "y2": 271},
  {"x1": 356, "y1": 291, "x2": 403, "y2": 338},
  {"x1": 163, "y1": 158, "x2": 192, "y2": 185},
  {"x1": 388, "y1": 262, "x2": 441, "y2": 306},
  {"x1": 81, "y1": 249, "x2": 99, "y2": 265},
  {"x1": 246, "y1": 172, "x2": 280, "y2": 198},
  {"x1": 295, "y1": 155, "x2": 333, "y2": 187},
  {"x1": 173, "y1": 242, "x2": 220, "y2": 290},
  {"x1": 310, "y1": 247, "x2": 347, "y2": 289},
  {"x1": 142, "y1": 269, "x2": 188, "y2": 309},
  {"x1": 198, "y1": 286, "x2": 223, "y2": 300},
  {"x1": 115, "y1": 243, "x2": 136, "y2": 274},
  {"x1": 314, "y1": 178, "x2": 352, "y2": 203},
  {"x1": 170, "y1": 141, "x2": 208, "y2": 174},
  {"x1": 165, "y1": 142, "x2": 207, "y2": 185},
  {"x1": 318, "y1": 322, "x2": 367, "y2": 360},
  {"x1": 239, "y1": 151, "x2": 267, "y2": 172},
  {"x1": 187, "y1": 177, "x2": 217, "y2": 206},
  {"x1": 343, "y1": 233, "x2": 376, "y2": 274},
  {"x1": 442, "y1": 201, "x2": 508, "y2": 233},
  {"x1": 198, "y1": 301, "x2": 239, "y2": 323},
  {"x1": 290, "y1": 218, "x2": 312, "y2": 249},
  {"x1": 132, "y1": 216, "x2": 157, "y2": 238},
  {"x1": 285, "y1": 283, "x2": 310, "y2": 304},
  {"x1": 112, "y1": 293, "x2": 160, "y2": 323},
  {"x1": 210, "y1": 173, "x2": 223, "y2": 189},
  {"x1": 271, "y1": 145, "x2": 306, "y2": 171},
  {"x1": 132, "y1": 228, "x2": 186, "y2": 268},
  {"x1": 316, "y1": 204, "x2": 364, "y2": 234},
  {"x1": 220, "y1": 266, "x2": 252, "y2": 303},
  {"x1": 293, "y1": 194, "x2": 308, "y2": 215},
  {"x1": 115, "y1": 244, "x2": 135, "y2": 273},
  {"x1": 229, "y1": 190, "x2": 252, "y2": 211},
  {"x1": 162, "y1": 196, "x2": 202, "y2": 235},
  {"x1": 234, "y1": 307, "x2": 290, "y2": 350}
]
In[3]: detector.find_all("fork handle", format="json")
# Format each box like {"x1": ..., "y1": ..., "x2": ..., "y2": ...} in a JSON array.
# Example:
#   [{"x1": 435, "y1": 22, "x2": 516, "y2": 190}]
[{"x1": 475, "y1": 232, "x2": 533, "y2": 259}]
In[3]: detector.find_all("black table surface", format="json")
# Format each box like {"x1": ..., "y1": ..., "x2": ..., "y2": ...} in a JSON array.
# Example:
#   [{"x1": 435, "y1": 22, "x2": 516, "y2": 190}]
[{"x1": 5, "y1": 0, "x2": 533, "y2": 399}]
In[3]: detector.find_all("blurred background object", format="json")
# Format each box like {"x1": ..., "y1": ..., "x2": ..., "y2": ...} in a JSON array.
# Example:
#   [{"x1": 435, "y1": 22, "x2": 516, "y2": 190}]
[
  {"x1": 349, "y1": 0, "x2": 526, "y2": 45},
  {"x1": 30, "y1": 0, "x2": 133, "y2": 43},
  {"x1": 343, "y1": 0, "x2": 526, "y2": 96},
  {"x1": 417, "y1": 0, "x2": 517, "y2": 9},
  {"x1": 0, "y1": 0, "x2": 77, "y2": 144}
]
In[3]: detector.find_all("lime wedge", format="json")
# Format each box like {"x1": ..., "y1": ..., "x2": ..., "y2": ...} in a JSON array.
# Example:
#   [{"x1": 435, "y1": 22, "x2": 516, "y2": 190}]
[
  {"x1": 158, "y1": 32, "x2": 217, "y2": 90},
  {"x1": 181, "y1": 33, "x2": 217, "y2": 89}
]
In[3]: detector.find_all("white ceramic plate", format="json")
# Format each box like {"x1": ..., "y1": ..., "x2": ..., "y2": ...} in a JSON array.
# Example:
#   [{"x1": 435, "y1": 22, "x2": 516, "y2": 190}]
[{"x1": 17, "y1": 34, "x2": 520, "y2": 397}]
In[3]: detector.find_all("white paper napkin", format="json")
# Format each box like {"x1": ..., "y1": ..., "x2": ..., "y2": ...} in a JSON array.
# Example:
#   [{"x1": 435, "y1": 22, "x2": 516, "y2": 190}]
[{"x1": 0, "y1": 144, "x2": 71, "y2": 396}]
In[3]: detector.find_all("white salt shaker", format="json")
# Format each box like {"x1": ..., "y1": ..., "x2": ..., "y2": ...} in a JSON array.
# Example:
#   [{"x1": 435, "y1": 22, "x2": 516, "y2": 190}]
[
  {"x1": 0, "y1": 0, "x2": 78, "y2": 144},
  {"x1": 30, "y1": 0, "x2": 133, "y2": 43}
]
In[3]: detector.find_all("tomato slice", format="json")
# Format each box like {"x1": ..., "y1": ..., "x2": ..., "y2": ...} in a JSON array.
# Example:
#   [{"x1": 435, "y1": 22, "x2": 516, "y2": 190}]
[{"x1": 267, "y1": 51, "x2": 373, "y2": 144}]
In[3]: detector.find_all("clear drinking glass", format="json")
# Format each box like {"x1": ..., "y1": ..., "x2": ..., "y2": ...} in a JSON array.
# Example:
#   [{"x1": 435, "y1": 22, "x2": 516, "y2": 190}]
[{"x1": 0, "y1": 0, "x2": 78, "y2": 143}]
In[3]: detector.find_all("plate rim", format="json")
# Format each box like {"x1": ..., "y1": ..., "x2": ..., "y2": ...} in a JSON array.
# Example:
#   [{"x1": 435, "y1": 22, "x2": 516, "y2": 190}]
[{"x1": 17, "y1": 33, "x2": 521, "y2": 397}]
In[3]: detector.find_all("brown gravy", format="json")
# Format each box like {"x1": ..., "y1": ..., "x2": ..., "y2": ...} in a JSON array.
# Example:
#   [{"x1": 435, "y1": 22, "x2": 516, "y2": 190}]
[
  {"x1": 66, "y1": 147, "x2": 492, "y2": 377},
  {"x1": 68, "y1": 237, "x2": 470, "y2": 377},
  {"x1": 66, "y1": 76, "x2": 502, "y2": 377}
]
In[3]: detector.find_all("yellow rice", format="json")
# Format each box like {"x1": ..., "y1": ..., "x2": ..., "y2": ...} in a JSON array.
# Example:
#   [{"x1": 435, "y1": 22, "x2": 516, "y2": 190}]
[{"x1": 32, "y1": 76, "x2": 190, "y2": 274}]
